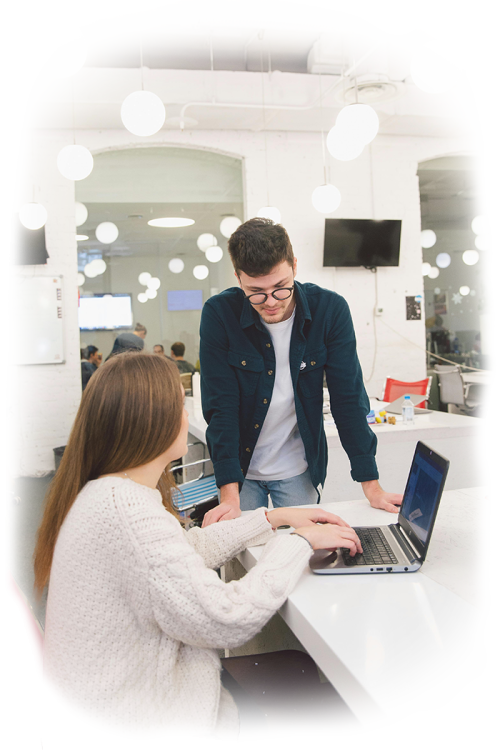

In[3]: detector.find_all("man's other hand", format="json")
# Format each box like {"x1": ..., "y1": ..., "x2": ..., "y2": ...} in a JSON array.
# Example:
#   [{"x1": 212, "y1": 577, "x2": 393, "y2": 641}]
[
  {"x1": 361, "y1": 480, "x2": 403, "y2": 514},
  {"x1": 202, "y1": 502, "x2": 241, "y2": 527}
]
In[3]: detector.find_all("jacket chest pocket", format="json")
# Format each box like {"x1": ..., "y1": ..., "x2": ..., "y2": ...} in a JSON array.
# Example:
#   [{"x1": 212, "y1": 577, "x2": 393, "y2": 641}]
[
  {"x1": 298, "y1": 347, "x2": 327, "y2": 399},
  {"x1": 228, "y1": 351, "x2": 264, "y2": 396}
]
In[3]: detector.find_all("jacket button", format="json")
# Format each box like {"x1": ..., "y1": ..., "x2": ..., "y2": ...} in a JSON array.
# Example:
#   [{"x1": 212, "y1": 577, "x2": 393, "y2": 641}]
[
  {"x1": 311, "y1": 361, "x2": 316, "y2": 366},
  {"x1": 254, "y1": 424, "x2": 259, "y2": 429},
  {"x1": 266, "y1": 343, "x2": 271, "y2": 348},
  {"x1": 263, "y1": 399, "x2": 268, "y2": 404},
  {"x1": 241, "y1": 360, "x2": 246, "y2": 366},
  {"x1": 246, "y1": 447, "x2": 251, "y2": 453},
  {"x1": 268, "y1": 370, "x2": 273, "y2": 375}
]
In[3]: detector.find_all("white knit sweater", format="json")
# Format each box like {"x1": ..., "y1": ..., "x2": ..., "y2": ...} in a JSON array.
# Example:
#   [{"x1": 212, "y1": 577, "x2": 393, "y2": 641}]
[{"x1": 43, "y1": 477, "x2": 313, "y2": 735}]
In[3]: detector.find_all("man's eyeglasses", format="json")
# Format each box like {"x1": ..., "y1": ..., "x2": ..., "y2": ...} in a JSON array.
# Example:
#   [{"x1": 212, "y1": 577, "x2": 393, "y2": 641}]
[{"x1": 245, "y1": 286, "x2": 294, "y2": 306}]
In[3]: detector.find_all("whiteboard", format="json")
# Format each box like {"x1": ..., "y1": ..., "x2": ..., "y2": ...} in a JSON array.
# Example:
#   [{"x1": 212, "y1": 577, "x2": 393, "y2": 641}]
[{"x1": 15, "y1": 275, "x2": 65, "y2": 365}]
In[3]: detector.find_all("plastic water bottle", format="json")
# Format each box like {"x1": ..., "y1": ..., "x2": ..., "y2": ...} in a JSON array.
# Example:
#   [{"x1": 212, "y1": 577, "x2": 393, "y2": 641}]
[{"x1": 402, "y1": 394, "x2": 414, "y2": 425}]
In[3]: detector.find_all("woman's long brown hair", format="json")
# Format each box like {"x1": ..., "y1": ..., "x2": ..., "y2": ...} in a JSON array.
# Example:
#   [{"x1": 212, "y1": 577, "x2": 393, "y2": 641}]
[{"x1": 33, "y1": 351, "x2": 184, "y2": 596}]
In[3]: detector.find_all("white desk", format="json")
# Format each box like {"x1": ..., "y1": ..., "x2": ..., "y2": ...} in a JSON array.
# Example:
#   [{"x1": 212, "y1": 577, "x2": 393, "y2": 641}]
[
  {"x1": 184, "y1": 397, "x2": 484, "y2": 496},
  {"x1": 237, "y1": 487, "x2": 485, "y2": 726},
  {"x1": 461, "y1": 371, "x2": 490, "y2": 387}
]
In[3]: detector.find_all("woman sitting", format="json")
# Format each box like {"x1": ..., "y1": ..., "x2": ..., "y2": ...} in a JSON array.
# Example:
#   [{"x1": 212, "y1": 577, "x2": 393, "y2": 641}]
[{"x1": 34, "y1": 352, "x2": 361, "y2": 736}]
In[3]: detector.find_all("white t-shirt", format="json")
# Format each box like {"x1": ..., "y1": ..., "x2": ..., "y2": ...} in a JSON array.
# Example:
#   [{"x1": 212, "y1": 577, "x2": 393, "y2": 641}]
[{"x1": 246, "y1": 308, "x2": 308, "y2": 481}]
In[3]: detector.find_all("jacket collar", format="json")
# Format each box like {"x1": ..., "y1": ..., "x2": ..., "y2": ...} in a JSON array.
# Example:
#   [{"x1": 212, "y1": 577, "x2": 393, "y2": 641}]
[{"x1": 239, "y1": 280, "x2": 312, "y2": 331}]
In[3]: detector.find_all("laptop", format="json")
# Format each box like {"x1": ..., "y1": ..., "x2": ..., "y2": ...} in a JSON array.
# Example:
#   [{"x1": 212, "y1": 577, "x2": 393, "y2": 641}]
[
  {"x1": 385, "y1": 393, "x2": 431, "y2": 414},
  {"x1": 309, "y1": 441, "x2": 449, "y2": 575}
]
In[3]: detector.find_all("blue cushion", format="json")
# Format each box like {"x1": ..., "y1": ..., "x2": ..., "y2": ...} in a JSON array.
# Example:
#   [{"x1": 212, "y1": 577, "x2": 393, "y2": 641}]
[{"x1": 172, "y1": 475, "x2": 218, "y2": 511}]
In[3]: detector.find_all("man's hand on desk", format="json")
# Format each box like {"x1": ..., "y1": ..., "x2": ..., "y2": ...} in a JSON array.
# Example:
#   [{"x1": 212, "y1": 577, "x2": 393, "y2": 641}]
[
  {"x1": 361, "y1": 480, "x2": 403, "y2": 514},
  {"x1": 201, "y1": 483, "x2": 241, "y2": 527}
]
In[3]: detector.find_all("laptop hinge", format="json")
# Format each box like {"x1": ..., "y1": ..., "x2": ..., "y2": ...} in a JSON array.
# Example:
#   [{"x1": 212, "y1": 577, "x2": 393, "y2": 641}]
[{"x1": 389, "y1": 524, "x2": 421, "y2": 564}]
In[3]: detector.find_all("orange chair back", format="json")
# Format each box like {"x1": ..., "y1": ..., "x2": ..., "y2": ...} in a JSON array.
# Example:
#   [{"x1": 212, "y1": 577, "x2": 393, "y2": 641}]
[
  {"x1": 383, "y1": 378, "x2": 429, "y2": 408},
  {"x1": 5, "y1": 570, "x2": 43, "y2": 682}
]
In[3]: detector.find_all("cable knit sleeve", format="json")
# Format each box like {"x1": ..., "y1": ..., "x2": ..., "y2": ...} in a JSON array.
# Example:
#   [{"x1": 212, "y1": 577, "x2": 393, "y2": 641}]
[{"x1": 117, "y1": 488, "x2": 312, "y2": 650}]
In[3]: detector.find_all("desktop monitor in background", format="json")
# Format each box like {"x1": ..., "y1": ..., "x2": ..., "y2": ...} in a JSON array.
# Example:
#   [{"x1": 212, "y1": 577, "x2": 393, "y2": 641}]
[
  {"x1": 79, "y1": 294, "x2": 133, "y2": 331},
  {"x1": 323, "y1": 219, "x2": 402, "y2": 268},
  {"x1": 16, "y1": 224, "x2": 49, "y2": 265},
  {"x1": 167, "y1": 289, "x2": 203, "y2": 311}
]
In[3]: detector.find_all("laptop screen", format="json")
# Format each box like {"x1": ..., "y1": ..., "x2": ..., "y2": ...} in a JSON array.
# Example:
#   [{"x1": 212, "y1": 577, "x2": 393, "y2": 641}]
[{"x1": 399, "y1": 442, "x2": 449, "y2": 558}]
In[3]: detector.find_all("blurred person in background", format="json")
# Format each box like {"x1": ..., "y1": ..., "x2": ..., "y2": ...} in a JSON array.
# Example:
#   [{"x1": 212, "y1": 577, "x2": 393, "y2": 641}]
[{"x1": 170, "y1": 341, "x2": 196, "y2": 374}]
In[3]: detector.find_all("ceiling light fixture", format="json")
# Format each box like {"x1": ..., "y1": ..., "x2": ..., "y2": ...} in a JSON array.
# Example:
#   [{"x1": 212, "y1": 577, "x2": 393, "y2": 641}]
[
  {"x1": 335, "y1": 101, "x2": 379, "y2": 146},
  {"x1": 95, "y1": 222, "x2": 119, "y2": 244},
  {"x1": 77, "y1": 272, "x2": 85, "y2": 286},
  {"x1": 459, "y1": 286, "x2": 470, "y2": 296},
  {"x1": 75, "y1": 201, "x2": 88, "y2": 227},
  {"x1": 422, "y1": 262, "x2": 431, "y2": 276},
  {"x1": 220, "y1": 216, "x2": 242, "y2": 238},
  {"x1": 57, "y1": 144, "x2": 93, "y2": 181},
  {"x1": 138, "y1": 272, "x2": 151, "y2": 285},
  {"x1": 436, "y1": 252, "x2": 451, "y2": 268},
  {"x1": 147, "y1": 277, "x2": 161, "y2": 290},
  {"x1": 120, "y1": 37, "x2": 166, "y2": 136},
  {"x1": 193, "y1": 265, "x2": 209, "y2": 280},
  {"x1": 427, "y1": 266, "x2": 440, "y2": 279},
  {"x1": 76, "y1": 234, "x2": 88, "y2": 241},
  {"x1": 257, "y1": 40, "x2": 281, "y2": 224},
  {"x1": 197, "y1": 233, "x2": 218, "y2": 252},
  {"x1": 312, "y1": 73, "x2": 342, "y2": 214},
  {"x1": 19, "y1": 202, "x2": 47, "y2": 230},
  {"x1": 145, "y1": 288, "x2": 157, "y2": 299},
  {"x1": 168, "y1": 258, "x2": 184, "y2": 274},
  {"x1": 471, "y1": 215, "x2": 488, "y2": 235},
  {"x1": 148, "y1": 217, "x2": 195, "y2": 228},
  {"x1": 138, "y1": 292, "x2": 148, "y2": 303},
  {"x1": 205, "y1": 246, "x2": 223, "y2": 263},
  {"x1": 462, "y1": 250, "x2": 479, "y2": 266},
  {"x1": 421, "y1": 229, "x2": 437, "y2": 248}
]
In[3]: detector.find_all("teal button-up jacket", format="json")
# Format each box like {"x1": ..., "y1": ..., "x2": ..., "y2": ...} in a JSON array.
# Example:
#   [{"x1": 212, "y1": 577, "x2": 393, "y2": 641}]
[{"x1": 199, "y1": 280, "x2": 378, "y2": 492}]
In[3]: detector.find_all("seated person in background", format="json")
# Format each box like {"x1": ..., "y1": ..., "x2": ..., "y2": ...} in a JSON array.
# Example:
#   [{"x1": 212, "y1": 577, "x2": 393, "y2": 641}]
[
  {"x1": 105, "y1": 330, "x2": 145, "y2": 361},
  {"x1": 34, "y1": 352, "x2": 362, "y2": 736},
  {"x1": 80, "y1": 345, "x2": 100, "y2": 390},
  {"x1": 153, "y1": 344, "x2": 173, "y2": 360},
  {"x1": 134, "y1": 322, "x2": 147, "y2": 341},
  {"x1": 170, "y1": 341, "x2": 196, "y2": 374}
]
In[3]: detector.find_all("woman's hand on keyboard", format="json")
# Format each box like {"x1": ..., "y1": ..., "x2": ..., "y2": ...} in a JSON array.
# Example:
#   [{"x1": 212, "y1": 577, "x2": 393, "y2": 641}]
[{"x1": 292, "y1": 524, "x2": 363, "y2": 555}]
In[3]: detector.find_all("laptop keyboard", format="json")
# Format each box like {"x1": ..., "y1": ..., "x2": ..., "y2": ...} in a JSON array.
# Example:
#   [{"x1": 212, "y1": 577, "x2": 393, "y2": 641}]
[{"x1": 341, "y1": 527, "x2": 398, "y2": 566}]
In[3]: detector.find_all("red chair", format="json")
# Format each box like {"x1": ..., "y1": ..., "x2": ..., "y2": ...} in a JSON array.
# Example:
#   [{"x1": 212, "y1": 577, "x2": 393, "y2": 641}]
[
  {"x1": 382, "y1": 377, "x2": 431, "y2": 408},
  {"x1": 5, "y1": 566, "x2": 43, "y2": 683}
]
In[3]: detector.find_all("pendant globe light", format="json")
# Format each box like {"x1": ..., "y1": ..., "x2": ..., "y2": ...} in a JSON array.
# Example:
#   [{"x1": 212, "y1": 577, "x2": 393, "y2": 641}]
[
  {"x1": 47, "y1": 40, "x2": 87, "y2": 79},
  {"x1": 75, "y1": 201, "x2": 88, "y2": 227},
  {"x1": 197, "y1": 233, "x2": 218, "y2": 252},
  {"x1": 326, "y1": 126, "x2": 364, "y2": 161},
  {"x1": 257, "y1": 42, "x2": 281, "y2": 224},
  {"x1": 462, "y1": 250, "x2": 479, "y2": 266},
  {"x1": 57, "y1": 80, "x2": 94, "y2": 180},
  {"x1": 312, "y1": 73, "x2": 341, "y2": 215},
  {"x1": 169, "y1": 258, "x2": 184, "y2": 274},
  {"x1": 19, "y1": 104, "x2": 47, "y2": 229},
  {"x1": 421, "y1": 229, "x2": 437, "y2": 248},
  {"x1": 220, "y1": 216, "x2": 241, "y2": 238},
  {"x1": 410, "y1": 49, "x2": 455, "y2": 94},
  {"x1": 335, "y1": 102, "x2": 379, "y2": 146},
  {"x1": 205, "y1": 246, "x2": 223, "y2": 263},
  {"x1": 193, "y1": 265, "x2": 209, "y2": 280},
  {"x1": 436, "y1": 253, "x2": 451, "y2": 268},
  {"x1": 138, "y1": 272, "x2": 152, "y2": 285},
  {"x1": 120, "y1": 37, "x2": 165, "y2": 136},
  {"x1": 95, "y1": 222, "x2": 119, "y2": 244}
]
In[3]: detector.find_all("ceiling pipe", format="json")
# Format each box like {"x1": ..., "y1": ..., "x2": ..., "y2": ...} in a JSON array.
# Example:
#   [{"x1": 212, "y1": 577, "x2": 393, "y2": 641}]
[{"x1": 177, "y1": 44, "x2": 380, "y2": 131}]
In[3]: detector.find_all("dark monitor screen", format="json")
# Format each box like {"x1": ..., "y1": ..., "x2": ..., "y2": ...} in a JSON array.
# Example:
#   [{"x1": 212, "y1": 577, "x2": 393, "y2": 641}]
[
  {"x1": 16, "y1": 224, "x2": 49, "y2": 265},
  {"x1": 323, "y1": 219, "x2": 401, "y2": 267}
]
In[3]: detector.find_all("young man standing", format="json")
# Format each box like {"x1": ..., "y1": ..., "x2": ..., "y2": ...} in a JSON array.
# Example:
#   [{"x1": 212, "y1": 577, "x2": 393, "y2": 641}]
[{"x1": 200, "y1": 218, "x2": 402, "y2": 525}]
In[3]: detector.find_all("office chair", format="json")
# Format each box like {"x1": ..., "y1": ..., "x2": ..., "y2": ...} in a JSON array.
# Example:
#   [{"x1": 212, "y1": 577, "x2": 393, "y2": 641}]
[
  {"x1": 171, "y1": 441, "x2": 218, "y2": 525},
  {"x1": 435, "y1": 368, "x2": 480, "y2": 414},
  {"x1": 382, "y1": 377, "x2": 431, "y2": 408}
]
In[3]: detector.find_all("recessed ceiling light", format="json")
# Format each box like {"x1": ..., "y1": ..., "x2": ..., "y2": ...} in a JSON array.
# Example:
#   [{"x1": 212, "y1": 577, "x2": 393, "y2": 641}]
[
  {"x1": 76, "y1": 234, "x2": 89, "y2": 241},
  {"x1": 148, "y1": 218, "x2": 195, "y2": 228}
]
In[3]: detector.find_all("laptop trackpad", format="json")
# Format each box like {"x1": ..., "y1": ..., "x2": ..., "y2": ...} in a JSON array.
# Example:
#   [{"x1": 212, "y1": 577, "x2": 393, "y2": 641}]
[{"x1": 309, "y1": 549, "x2": 342, "y2": 570}]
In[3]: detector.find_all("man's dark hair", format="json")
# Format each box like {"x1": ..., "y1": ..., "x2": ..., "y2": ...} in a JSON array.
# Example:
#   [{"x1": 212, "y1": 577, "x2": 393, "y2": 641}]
[
  {"x1": 87, "y1": 345, "x2": 98, "y2": 358},
  {"x1": 227, "y1": 218, "x2": 294, "y2": 277},
  {"x1": 134, "y1": 323, "x2": 147, "y2": 335},
  {"x1": 171, "y1": 341, "x2": 185, "y2": 357},
  {"x1": 154, "y1": 344, "x2": 164, "y2": 353}
]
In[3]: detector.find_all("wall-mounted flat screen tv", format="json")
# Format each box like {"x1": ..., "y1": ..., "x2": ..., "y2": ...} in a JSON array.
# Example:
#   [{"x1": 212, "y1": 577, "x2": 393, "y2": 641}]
[
  {"x1": 9, "y1": 214, "x2": 49, "y2": 266},
  {"x1": 323, "y1": 219, "x2": 402, "y2": 267},
  {"x1": 79, "y1": 293, "x2": 133, "y2": 330},
  {"x1": 167, "y1": 289, "x2": 203, "y2": 311}
]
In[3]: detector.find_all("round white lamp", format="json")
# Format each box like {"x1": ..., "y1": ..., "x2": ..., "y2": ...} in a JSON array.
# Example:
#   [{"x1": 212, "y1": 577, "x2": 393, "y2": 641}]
[
  {"x1": 193, "y1": 265, "x2": 209, "y2": 280},
  {"x1": 138, "y1": 272, "x2": 152, "y2": 285},
  {"x1": 471, "y1": 215, "x2": 488, "y2": 235},
  {"x1": 436, "y1": 252, "x2": 451, "y2": 268},
  {"x1": 95, "y1": 222, "x2": 119, "y2": 244},
  {"x1": 92, "y1": 259, "x2": 107, "y2": 275},
  {"x1": 148, "y1": 217, "x2": 194, "y2": 228},
  {"x1": 311, "y1": 184, "x2": 341, "y2": 214},
  {"x1": 421, "y1": 229, "x2": 437, "y2": 248},
  {"x1": 84, "y1": 261, "x2": 99, "y2": 278},
  {"x1": 434, "y1": 287, "x2": 441, "y2": 295},
  {"x1": 220, "y1": 216, "x2": 242, "y2": 238},
  {"x1": 257, "y1": 206, "x2": 282, "y2": 223},
  {"x1": 76, "y1": 234, "x2": 88, "y2": 241},
  {"x1": 410, "y1": 49, "x2": 455, "y2": 94},
  {"x1": 147, "y1": 277, "x2": 161, "y2": 291},
  {"x1": 205, "y1": 246, "x2": 223, "y2": 263},
  {"x1": 427, "y1": 266, "x2": 440, "y2": 279},
  {"x1": 48, "y1": 41, "x2": 87, "y2": 79},
  {"x1": 75, "y1": 202, "x2": 88, "y2": 227},
  {"x1": 335, "y1": 103, "x2": 379, "y2": 145},
  {"x1": 422, "y1": 262, "x2": 431, "y2": 276},
  {"x1": 326, "y1": 126, "x2": 364, "y2": 161},
  {"x1": 145, "y1": 288, "x2": 157, "y2": 299},
  {"x1": 77, "y1": 272, "x2": 85, "y2": 286},
  {"x1": 462, "y1": 250, "x2": 479, "y2": 266},
  {"x1": 197, "y1": 233, "x2": 218, "y2": 252},
  {"x1": 19, "y1": 202, "x2": 47, "y2": 230},
  {"x1": 120, "y1": 91, "x2": 166, "y2": 136},
  {"x1": 474, "y1": 235, "x2": 488, "y2": 251},
  {"x1": 169, "y1": 258, "x2": 184, "y2": 274},
  {"x1": 459, "y1": 286, "x2": 470, "y2": 296},
  {"x1": 138, "y1": 292, "x2": 148, "y2": 303},
  {"x1": 57, "y1": 145, "x2": 94, "y2": 181}
]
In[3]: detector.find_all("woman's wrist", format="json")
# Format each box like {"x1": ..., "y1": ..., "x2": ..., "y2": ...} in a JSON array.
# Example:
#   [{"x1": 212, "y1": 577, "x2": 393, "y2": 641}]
[{"x1": 266, "y1": 508, "x2": 286, "y2": 529}]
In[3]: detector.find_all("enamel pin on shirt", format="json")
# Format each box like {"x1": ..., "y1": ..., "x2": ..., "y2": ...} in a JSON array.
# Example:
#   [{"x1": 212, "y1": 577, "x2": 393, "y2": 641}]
[{"x1": 300, "y1": 361, "x2": 306, "y2": 370}]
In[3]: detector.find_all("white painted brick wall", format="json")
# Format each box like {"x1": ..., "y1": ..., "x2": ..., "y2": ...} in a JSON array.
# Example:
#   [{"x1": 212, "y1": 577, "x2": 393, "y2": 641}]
[{"x1": 17, "y1": 127, "x2": 473, "y2": 475}]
